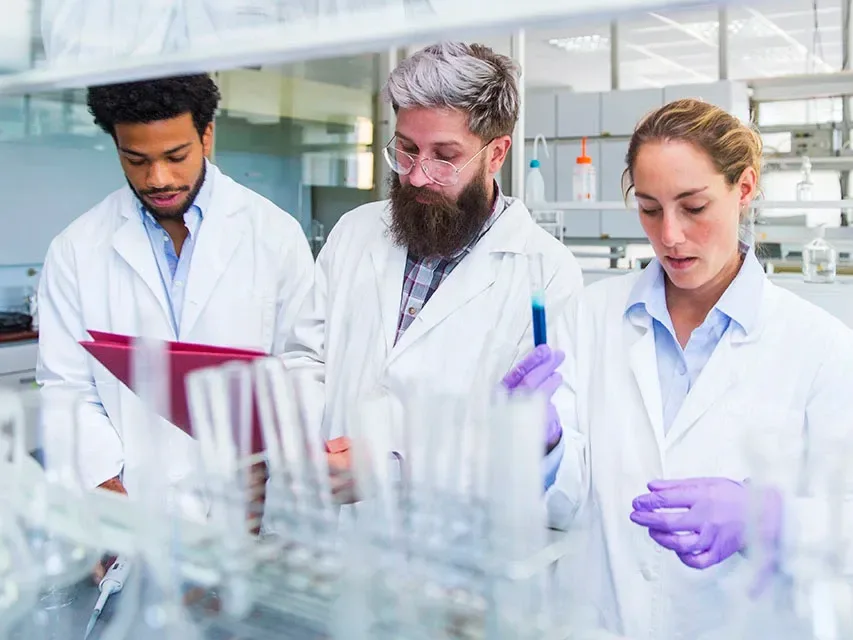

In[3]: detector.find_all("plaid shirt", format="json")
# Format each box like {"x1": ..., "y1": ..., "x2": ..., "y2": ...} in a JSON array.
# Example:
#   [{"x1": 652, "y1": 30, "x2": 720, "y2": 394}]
[{"x1": 395, "y1": 182, "x2": 509, "y2": 344}]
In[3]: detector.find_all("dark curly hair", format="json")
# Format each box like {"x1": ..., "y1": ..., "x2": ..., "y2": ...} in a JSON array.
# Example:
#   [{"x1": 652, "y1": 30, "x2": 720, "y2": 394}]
[{"x1": 87, "y1": 74, "x2": 221, "y2": 139}]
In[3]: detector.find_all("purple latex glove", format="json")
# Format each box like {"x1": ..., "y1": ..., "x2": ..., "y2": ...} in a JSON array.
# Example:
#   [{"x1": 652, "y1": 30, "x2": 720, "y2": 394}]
[
  {"x1": 630, "y1": 478, "x2": 783, "y2": 595},
  {"x1": 502, "y1": 344, "x2": 565, "y2": 453}
]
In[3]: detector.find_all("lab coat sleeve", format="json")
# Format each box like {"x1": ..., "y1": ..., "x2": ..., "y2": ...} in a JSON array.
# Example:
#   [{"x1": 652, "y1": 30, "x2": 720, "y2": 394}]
[
  {"x1": 281, "y1": 234, "x2": 331, "y2": 439},
  {"x1": 780, "y1": 331, "x2": 853, "y2": 575},
  {"x1": 36, "y1": 236, "x2": 124, "y2": 489},
  {"x1": 543, "y1": 294, "x2": 589, "y2": 531},
  {"x1": 270, "y1": 222, "x2": 315, "y2": 356}
]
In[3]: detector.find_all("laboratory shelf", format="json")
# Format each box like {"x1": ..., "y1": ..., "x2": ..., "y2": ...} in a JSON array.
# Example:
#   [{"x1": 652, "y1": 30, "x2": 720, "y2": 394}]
[{"x1": 1, "y1": 0, "x2": 741, "y2": 95}]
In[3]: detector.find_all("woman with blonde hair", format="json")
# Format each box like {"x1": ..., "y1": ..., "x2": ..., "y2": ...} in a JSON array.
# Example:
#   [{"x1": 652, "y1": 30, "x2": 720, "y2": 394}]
[{"x1": 506, "y1": 98, "x2": 853, "y2": 639}]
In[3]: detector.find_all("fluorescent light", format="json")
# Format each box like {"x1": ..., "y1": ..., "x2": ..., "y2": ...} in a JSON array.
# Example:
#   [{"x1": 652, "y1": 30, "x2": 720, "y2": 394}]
[{"x1": 548, "y1": 35, "x2": 610, "y2": 53}]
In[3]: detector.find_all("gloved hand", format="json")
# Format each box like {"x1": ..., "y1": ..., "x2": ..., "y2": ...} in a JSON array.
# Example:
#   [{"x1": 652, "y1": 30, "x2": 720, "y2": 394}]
[
  {"x1": 502, "y1": 344, "x2": 565, "y2": 453},
  {"x1": 630, "y1": 478, "x2": 782, "y2": 589}
]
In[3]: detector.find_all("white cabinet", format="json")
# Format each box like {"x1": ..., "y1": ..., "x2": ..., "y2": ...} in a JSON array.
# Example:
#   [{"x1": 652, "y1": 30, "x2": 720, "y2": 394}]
[
  {"x1": 556, "y1": 91, "x2": 601, "y2": 138},
  {"x1": 0, "y1": 341, "x2": 38, "y2": 377},
  {"x1": 0, "y1": 341, "x2": 39, "y2": 452},
  {"x1": 663, "y1": 81, "x2": 750, "y2": 122},
  {"x1": 524, "y1": 90, "x2": 557, "y2": 139},
  {"x1": 600, "y1": 88, "x2": 663, "y2": 137}
]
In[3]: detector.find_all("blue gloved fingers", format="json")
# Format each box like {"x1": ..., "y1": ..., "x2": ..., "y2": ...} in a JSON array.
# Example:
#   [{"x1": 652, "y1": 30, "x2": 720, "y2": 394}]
[
  {"x1": 648, "y1": 529, "x2": 702, "y2": 554},
  {"x1": 632, "y1": 486, "x2": 700, "y2": 511},
  {"x1": 502, "y1": 345, "x2": 553, "y2": 389}
]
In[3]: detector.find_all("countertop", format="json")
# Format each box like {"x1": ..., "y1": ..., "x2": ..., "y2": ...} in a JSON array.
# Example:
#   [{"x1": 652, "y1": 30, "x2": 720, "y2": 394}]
[{"x1": 0, "y1": 330, "x2": 38, "y2": 345}]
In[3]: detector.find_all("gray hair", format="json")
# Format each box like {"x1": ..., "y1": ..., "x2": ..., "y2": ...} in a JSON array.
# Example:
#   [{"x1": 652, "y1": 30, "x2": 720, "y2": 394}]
[{"x1": 382, "y1": 41, "x2": 521, "y2": 141}]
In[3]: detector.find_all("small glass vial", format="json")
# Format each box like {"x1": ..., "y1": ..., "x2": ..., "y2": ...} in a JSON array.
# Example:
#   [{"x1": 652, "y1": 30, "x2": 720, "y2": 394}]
[{"x1": 802, "y1": 226, "x2": 837, "y2": 284}]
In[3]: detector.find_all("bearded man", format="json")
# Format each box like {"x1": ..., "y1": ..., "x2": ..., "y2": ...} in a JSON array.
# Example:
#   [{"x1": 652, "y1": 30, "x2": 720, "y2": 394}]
[{"x1": 283, "y1": 42, "x2": 583, "y2": 506}]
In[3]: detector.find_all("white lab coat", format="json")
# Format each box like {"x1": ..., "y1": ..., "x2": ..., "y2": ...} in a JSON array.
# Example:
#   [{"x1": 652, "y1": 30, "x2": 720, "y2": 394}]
[
  {"x1": 36, "y1": 163, "x2": 314, "y2": 496},
  {"x1": 283, "y1": 198, "x2": 584, "y2": 497},
  {"x1": 546, "y1": 270, "x2": 853, "y2": 640}
]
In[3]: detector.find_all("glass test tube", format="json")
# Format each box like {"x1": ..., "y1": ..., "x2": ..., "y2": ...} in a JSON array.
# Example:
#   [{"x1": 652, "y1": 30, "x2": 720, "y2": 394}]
[{"x1": 529, "y1": 254, "x2": 546, "y2": 346}]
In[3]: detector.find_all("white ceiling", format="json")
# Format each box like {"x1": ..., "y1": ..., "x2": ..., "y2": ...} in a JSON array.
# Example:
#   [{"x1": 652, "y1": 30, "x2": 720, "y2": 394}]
[
  {"x1": 516, "y1": 0, "x2": 844, "y2": 90},
  {"x1": 285, "y1": 0, "x2": 845, "y2": 93}
]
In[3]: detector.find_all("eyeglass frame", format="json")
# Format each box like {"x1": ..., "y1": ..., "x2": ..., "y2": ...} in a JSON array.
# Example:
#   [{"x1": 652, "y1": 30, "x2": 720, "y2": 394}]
[{"x1": 382, "y1": 136, "x2": 493, "y2": 187}]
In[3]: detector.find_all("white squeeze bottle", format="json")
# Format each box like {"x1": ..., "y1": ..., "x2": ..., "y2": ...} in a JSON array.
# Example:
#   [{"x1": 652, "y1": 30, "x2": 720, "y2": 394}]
[
  {"x1": 525, "y1": 134, "x2": 549, "y2": 207},
  {"x1": 573, "y1": 137, "x2": 596, "y2": 202}
]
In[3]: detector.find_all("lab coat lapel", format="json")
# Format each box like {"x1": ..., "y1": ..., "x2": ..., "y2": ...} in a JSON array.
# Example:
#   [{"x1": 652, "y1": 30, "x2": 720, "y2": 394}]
[
  {"x1": 180, "y1": 171, "x2": 248, "y2": 338},
  {"x1": 111, "y1": 190, "x2": 172, "y2": 329},
  {"x1": 389, "y1": 202, "x2": 528, "y2": 363},
  {"x1": 626, "y1": 318, "x2": 667, "y2": 458},
  {"x1": 665, "y1": 331, "x2": 741, "y2": 450},
  {"x1": 369, "y1": 210, "x2": 408, "y2": 358}
]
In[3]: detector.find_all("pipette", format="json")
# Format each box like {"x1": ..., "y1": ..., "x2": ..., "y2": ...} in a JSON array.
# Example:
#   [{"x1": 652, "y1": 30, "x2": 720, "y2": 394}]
[
  {"x1": 83, "y1": 555, "x2": 131, "y2": 639},
  {"x1": 529, "y1": 253, "x2": 547, "y2": 346}
]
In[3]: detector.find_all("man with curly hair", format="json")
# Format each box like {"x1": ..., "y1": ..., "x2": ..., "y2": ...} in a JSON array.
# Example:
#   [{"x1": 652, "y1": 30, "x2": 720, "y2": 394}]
[{"x1": 36, "y1": 74, "x2": 313, "y2": 544}]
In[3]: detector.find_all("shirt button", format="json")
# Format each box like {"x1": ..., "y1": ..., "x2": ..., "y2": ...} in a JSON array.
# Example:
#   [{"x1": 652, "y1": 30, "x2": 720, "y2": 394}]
[
  {"x1": 407, "y1": 307, "x2": 416, "y2": 316},
  {"x1": 175, "y1": 281, "x2": 183, "y2": 287},
  {"x1": 677, "y1": 363, "x2": 687, "y2": 376},
  {"x1": 641, "y1": 567, "x2": 656, "y2": 581}
]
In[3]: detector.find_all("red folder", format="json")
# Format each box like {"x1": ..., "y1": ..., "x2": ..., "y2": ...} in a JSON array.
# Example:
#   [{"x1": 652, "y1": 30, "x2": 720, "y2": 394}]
[
  {"x1": 80, "y1": 331, "x2": 268, "y2": 452},
  {"x1": 81, "y1": 331, "x2": 339, "y2": 456}
]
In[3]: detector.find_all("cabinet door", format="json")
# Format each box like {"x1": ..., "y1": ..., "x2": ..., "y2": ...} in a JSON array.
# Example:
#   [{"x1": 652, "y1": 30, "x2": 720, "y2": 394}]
[
  {"x1": 556, "y1": 91, "x2": 601, "y2": 138},
  {"x1": 600, "y1": 88, "x2": 663, "y2": 137},
  {"x1": 599, "y1": 139, "x2": 645, "y2": 240},
  {"x1": 0, "y1": 370, "x2": 37, "y2": 388},
  {"x1": 524, "y1": 91, "x2": 557, "y2": 139}
]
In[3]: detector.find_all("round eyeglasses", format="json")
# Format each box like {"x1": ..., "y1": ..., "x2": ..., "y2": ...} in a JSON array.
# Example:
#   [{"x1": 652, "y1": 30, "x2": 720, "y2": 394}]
[{"x1": 382, "y1": 137, "x2": 490, "y2": 187}]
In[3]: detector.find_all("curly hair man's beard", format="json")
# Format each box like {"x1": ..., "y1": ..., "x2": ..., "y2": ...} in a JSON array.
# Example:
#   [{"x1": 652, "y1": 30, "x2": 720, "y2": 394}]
[{"x1": 387, "y1": 168, "x2": 493, "y2": 260}]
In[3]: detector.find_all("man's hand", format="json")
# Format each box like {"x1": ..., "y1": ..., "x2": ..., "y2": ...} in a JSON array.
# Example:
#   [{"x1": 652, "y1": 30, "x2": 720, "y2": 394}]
[
  {"x1": 502, "y1": 345, "x2": 566, "y2": 454},
  {"x1": 247, "y1": 461, "x2": 268, "y2": 534},
  {"x1": 93, "y1": 476, "x2": 127, "y2": 582},
  {"x1": 326, "y1": 436, "x2": 357, "y2": 504}
]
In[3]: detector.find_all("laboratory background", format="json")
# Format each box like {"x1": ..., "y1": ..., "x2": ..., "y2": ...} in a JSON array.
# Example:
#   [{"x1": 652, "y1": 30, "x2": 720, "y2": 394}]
[{"x1": 1, "y1": 0, "x2": 853, "y2": 638}]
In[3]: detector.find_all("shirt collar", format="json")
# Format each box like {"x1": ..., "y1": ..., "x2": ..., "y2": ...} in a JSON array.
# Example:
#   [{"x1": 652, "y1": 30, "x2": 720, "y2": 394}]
[
  {"x1": 625, "y1": 243, "x2": 765, "y2": 336},
  {"x1": 137, "y1": 158, "x2": 213, "y2": 223}
]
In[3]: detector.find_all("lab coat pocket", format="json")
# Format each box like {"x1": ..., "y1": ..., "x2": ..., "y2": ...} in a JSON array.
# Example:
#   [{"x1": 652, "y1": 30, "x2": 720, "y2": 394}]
[
  {"x1": 236, "y1": 294, "x2": 275, "y2": 353},
  {"x1": 720, "y1": 402, "x2": 805, "y2": 484}
]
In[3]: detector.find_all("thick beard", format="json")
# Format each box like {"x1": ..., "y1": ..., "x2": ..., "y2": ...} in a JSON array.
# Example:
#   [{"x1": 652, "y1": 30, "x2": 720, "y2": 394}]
[{"x1": 387, "y1": 167, "x2": 493, "y2": 260}]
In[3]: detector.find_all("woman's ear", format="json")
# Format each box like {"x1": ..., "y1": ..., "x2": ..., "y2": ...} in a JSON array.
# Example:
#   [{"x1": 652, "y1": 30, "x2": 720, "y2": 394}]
[{"x1": 738, "y1": 166, "x2": 758, "y2": 206}]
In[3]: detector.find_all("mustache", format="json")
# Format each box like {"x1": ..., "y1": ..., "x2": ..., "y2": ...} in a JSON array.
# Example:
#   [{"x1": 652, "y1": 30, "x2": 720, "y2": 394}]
[{"x1": 141, "y1": 186, "x2": 189, "y2": 197}]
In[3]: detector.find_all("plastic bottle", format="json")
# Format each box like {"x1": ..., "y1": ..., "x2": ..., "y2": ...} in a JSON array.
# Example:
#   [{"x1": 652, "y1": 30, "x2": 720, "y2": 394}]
[
  {"x1": 525, "y1": 134, "x2": 549, "y2": 207},
  {"x1": 802, "y1": 225, "x2": 837, "y2": 284},
  {"x1": 573, "y1": 137, "x2": 596, "y2": 202}
]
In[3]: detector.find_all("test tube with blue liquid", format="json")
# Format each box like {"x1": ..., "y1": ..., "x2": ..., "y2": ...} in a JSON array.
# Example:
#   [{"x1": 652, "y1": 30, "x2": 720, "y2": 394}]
[{"x1": 529, "y1": 254, "x2": 547, "y2": 346}]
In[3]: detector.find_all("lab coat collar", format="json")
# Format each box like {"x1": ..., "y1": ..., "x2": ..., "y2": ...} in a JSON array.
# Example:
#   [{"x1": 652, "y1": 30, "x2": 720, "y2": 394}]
[
  {"x1": 624, "y1": 245, "x2": 766, "y2": 342},
  {"x1": 113, "y1": 163, "x2": 248, "y2": 339}
]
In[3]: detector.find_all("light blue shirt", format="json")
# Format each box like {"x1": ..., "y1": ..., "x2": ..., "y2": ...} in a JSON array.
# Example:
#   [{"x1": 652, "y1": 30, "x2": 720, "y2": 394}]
[
  {"x1": 625, "y1": 246, "x2": 765, "y2": 433},
  {"x1": 137, "y1": 163, "x2": 213, "y2": 335},
  {"x1": 542, "y1": 246, "x2": 765, "y2": 491}
]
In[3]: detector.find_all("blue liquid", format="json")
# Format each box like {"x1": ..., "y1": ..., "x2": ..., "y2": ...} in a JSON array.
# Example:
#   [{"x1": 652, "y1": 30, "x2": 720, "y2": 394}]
[{"x1": 532, "y1": 302, "x2": 547, "y2": 346}]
